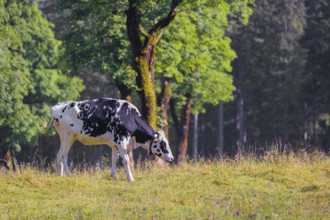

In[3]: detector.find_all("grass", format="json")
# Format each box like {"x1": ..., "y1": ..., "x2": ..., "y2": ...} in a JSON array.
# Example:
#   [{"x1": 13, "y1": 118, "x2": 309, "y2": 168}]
[{"x1": 0, "y1": 153, "x2": 329, "y2": 219}]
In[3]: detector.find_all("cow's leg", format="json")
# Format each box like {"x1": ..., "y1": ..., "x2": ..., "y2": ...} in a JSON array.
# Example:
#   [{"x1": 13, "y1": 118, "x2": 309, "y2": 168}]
[
  {"x1": 111, "y1": 149, "x2": 119, "y2": 179},
  {"x1": 127, "y1": 138, "x2": 135, "y2": 170},
  {"x1": 56, "y1": 134, "x2": 74, "y2": 176},
  {"x1": 118, "y1": 138, "x2": 135, "y2": 182}
]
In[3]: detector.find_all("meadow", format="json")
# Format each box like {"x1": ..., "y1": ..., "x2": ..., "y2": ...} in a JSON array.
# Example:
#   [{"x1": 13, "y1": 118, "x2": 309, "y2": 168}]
[{"x1": 0, "y1": 152, "x2": 329, "y2": 220}]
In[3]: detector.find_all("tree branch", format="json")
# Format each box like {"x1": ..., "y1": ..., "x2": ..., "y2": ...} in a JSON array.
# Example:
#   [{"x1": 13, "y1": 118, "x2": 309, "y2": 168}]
[
  {"x1": 155, "y1": 30, "x2": 163, "y2": 43},
  {"x1": 139, "y1": 24, "x2": 149, "y2": 37},
  {"x1": 150, "y1": 0, "x2": 183, "y2": 34},
  {"x1": 126, "y1": 0, "x2": 143, "y2": 57}
]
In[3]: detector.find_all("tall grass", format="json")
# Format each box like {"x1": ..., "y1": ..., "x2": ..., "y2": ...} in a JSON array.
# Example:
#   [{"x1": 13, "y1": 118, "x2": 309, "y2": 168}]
[{"x1": 0, "y1": 150, "x2": 329, "y2": 219}]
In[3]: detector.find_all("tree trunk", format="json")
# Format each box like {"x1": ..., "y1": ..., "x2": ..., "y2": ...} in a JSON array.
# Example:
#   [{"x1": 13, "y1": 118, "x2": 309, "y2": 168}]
[
  {"x1": 117, "y1": 83, "x2": 132, "y2": 103},
  {"x1": 158, "y1": 77, "x2": 172, "y2": 137},
  {"x1": 170, "y1": 98, "x2": 181, "y2": 159},
  {"x1": 2, "y1": 146, "x2": 13, "y2": 170},
  {"x1": 126, "y1": 30, "x2": 158, "y2": 127},
  {"x1": 217, "y1": 102, "x2": 224, "y2": 157},
  {"x1": 236, "y1": 89, "x2": 244, "y2": 158},
  {"x1": 39, "y1": 135, "x2": 44, "y2": 165},
  {"x1": 170, "y1": 99, "x2": 180, "y2": 137},
  {"x1": 136, "y1": 34, "x2": 160, "y2": 128},
  {"x1": 304, "y1": 102, "x2": 308, "y2": 147},
  {"x1": 283, "y1": 77, "x2": 289, "y2": 147},
  {"x1": 312, "y1": 107, "x2": 316, "y2": 145},
  {"x1": 178, "y1": 96, "x2": 192, "y2": 163},
  {"x1": 126, "y1": 0, "x2": 182, "y2": 128},
  {"x1": 200, "y1": 113, "x2": 206, "y2": 157},
  {"x1": 193, "y1": 114, "x2": 198, "y2": 162}
]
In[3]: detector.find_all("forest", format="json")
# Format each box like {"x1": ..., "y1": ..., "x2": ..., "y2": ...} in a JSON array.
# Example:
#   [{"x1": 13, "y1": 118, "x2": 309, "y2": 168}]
[{"x1": 0, "y1": 0, "x2": 329, "y2": 168}]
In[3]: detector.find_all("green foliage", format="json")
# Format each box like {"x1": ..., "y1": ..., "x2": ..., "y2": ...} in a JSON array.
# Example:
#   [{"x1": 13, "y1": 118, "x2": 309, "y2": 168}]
[
  {"x1": 0, "y1": 156, "x2": 328, "y2": 219},
  {"x1": 135, "y1": 0, "x2": 172, "y2": 31},
  {"x1": 302, "y1": 0, "x2": 330, "y2": 114},
  {"x1": 226, "y1": 0, "x2": 307, "y2": 144},
  {"x1": 299, "y1": 0, "x2": 330, "y2": 147},
  {"x1": 157, "y1": 1, "x2": 253, "y2": 114},
  {"x1": 56, "y1": 0, "x2": 253, "y2": 105},
  {"x1": 56, "y1": 0, "x2": 137, "y2": 90},
  {"x1": 0, "y1": 0, "x2": 83, "y2": 150},
  {"x1": 54, "y1": 0, "x2": 253, "y2": 117}
]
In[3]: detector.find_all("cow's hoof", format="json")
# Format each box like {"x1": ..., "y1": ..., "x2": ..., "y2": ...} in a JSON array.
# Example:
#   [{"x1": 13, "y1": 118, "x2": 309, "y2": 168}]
[{"x1": 111, "y1": 174, "x2": 118, "y2": 180}]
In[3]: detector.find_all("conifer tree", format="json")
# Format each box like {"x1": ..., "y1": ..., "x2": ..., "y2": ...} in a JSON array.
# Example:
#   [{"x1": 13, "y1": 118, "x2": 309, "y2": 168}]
[{"x1": 228, "y1": 0, "x2": 307, "y2": 148}]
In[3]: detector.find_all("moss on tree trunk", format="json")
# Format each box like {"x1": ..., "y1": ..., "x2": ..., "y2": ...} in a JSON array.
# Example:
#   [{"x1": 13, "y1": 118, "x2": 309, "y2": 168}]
[
  {"x1": 137, "y1": 34, "x2": 159, "y2": 128},
  {"x1": 126, "y1": 0, "x2": 182, "y2": 129}
]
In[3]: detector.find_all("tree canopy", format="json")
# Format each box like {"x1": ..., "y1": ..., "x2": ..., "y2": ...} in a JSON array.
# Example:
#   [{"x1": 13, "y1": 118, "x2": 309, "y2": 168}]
[
  {"x1": 157, "y1": 3, "x2": 241, "y2": 114},
  {"x1": 0, "y1": 0, "x2": 84, "y2": 150}
]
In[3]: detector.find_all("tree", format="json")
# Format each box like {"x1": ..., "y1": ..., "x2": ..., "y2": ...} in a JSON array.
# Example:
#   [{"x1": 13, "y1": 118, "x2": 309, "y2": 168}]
[
  {"x1": 302, "y1": 0, "x2": 330, "y2": 150},
  {"x1": 157, "y1": 1, "x2": 252, "y2": 162},
  {"x1": 227, "y1": 0, "x2": 307, "y2": 150},
  {"x1": 56, "y1": 0, "x2": 183, "y2": 128},
  {"x1": 125, "y1": 0, "x2": 185, "y2": 128},
  {"x1": 126, "y1": 0, "x2": 254, "y2": 129},
  {"x1": 0, "y1": 0, "x2": 84, "y2": 167},
  {"x1": 48, "y1": 0, "x2": 253, "y2": 162},
  {"x1": 53, "y1": 0, "x2": 135, "y2": 101}
]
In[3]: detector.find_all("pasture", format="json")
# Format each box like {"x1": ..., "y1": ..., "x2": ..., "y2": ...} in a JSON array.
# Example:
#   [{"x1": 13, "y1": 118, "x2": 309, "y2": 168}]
[{"x1": 0, "y1": 153, "x2": 329, "y2": 219}]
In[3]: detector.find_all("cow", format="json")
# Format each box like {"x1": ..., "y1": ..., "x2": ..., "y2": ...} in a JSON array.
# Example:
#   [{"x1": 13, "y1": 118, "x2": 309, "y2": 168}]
[{"x1": 50, "y1": 98, "x2": 174, "y2": 182}]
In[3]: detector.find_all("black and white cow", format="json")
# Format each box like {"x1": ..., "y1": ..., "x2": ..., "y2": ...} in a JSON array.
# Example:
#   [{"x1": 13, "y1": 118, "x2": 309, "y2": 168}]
[{"x1": 51, "y1": 98, "x2": 173, "y2": 182}]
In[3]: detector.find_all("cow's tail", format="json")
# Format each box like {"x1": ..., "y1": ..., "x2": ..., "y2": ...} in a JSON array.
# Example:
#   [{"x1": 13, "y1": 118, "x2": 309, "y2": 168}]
[
  {"x1": 47, "y1": 118, "x2": 54, "y2": 128},
  {"x1": 46, "y1": 109, "x2": 54, "y2": 128}
]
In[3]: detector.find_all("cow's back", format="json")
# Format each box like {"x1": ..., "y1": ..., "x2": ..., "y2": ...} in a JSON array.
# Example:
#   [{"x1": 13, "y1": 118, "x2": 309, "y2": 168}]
[{"x1": 51, "y1": 98, "x2": 154, "y2": 144}]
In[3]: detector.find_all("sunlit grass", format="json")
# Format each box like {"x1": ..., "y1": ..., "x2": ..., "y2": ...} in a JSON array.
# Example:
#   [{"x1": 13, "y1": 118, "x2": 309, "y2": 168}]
[{"x1": 0, "y1": 153, "x2": 329, "y2": 219}]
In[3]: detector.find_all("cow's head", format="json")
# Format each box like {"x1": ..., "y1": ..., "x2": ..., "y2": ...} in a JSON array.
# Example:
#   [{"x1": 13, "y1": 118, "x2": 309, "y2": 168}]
[{"x1": 151, "y1": 130, "x2": 174, "y2": 162}]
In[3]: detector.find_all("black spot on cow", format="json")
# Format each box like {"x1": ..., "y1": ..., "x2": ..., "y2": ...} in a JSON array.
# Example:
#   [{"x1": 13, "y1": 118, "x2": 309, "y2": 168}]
[
  {"x1": 70, "y1": 124, "x2": 74, "y2": 127},
  {"x1": 62, "y1": 102, "x2": 76, "y2": 113},
  {"x1": 77, "y1": 99, "x2": 123, "y2": 138},
  {"x1": 74, "y1": 98, "x2": 156, "y2": 146},
  {"x1": 159, "y1": 141, "x2": 169, "y2": 154},
  {"x1": 155, "y1": 153, "x2": 162, "y2": 157},
  {"x1": 60, "y1": 115, "x2": 62, "y2": 118}
]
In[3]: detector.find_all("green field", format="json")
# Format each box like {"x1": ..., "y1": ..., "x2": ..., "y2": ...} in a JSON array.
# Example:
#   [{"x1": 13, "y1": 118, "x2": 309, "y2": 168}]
[{"x1": 0, "y1": 154, "x2": 329, "y2": 219}]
